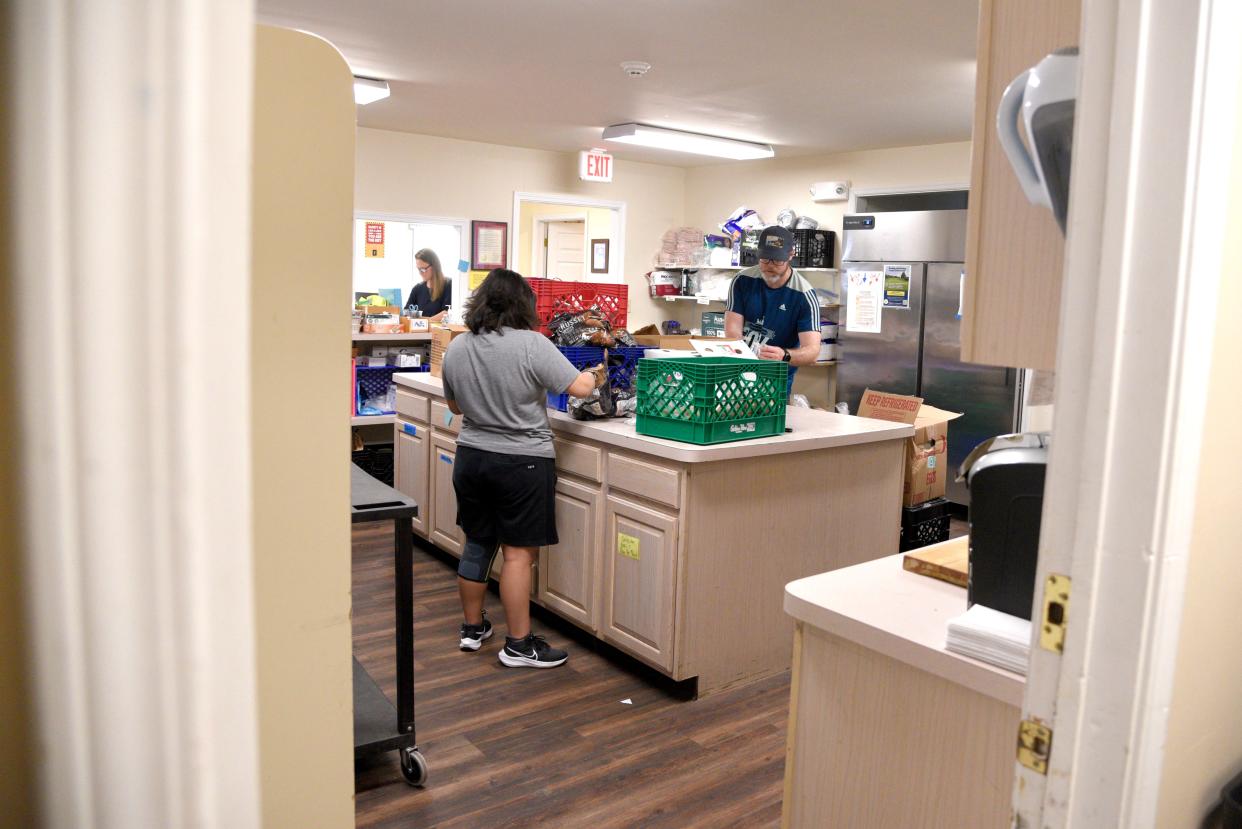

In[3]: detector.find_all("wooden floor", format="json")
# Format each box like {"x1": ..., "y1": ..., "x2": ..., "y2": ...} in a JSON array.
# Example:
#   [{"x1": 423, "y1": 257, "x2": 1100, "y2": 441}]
[{"x1": 351, "y1": 522, "x2": 790, "y2": 829}]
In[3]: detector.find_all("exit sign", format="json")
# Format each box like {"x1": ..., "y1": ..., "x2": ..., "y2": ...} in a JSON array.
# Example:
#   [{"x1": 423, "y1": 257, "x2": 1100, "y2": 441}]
[{"x1": 579, "y1": 149, "x2": 613, "y2": 182}]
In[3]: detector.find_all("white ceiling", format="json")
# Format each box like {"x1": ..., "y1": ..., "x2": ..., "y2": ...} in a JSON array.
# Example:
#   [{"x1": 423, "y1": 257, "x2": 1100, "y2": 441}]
[{"x1": 256, "y1": 0, "x2": 980, "y2": 167}]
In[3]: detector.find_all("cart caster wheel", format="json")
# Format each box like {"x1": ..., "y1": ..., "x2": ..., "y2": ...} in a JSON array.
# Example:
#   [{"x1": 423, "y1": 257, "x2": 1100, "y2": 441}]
[{"x1": 400, "y1": 747, "x2": 428, "y2": 787}]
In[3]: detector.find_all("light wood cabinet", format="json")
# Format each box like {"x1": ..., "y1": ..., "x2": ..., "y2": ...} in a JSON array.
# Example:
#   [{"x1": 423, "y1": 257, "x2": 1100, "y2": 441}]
[
  {"x1": 538, "y1": 477, "x2": 602, "y2": 631},
  {"x1": 394, "y1": 421, "x2": 429, "y2": 536},
  {"x1": 962, "y1": 0, "x2": 1081, "y2": 371},
  {"x1": 429, "y1": 432, "x2": 463, "y2": 556},
  {"x1": 601, "y1": 495, "x2": 678, "y2": 672}
]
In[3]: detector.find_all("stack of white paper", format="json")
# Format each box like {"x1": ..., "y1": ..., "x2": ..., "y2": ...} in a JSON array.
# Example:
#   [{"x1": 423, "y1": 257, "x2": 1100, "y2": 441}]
[{"x1": 945, "y1": 604, "x2": 1032, "y2": 675}]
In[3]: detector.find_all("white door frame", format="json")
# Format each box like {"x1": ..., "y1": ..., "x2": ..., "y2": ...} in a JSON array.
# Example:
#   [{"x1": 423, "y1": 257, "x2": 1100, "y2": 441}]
[
  {"x1": 1014, "y1": 0, "x2": 1242, "y2": 825},
  {"x1": 512, "y1": 191, "x2": 627, "y2": 283},
  {"x1": 12, "y1": 1, "x2": 261, "y2": 826},
  {"x1": 353, "y1": 210, "x2": 470, "y2": 312},
  {"x1": 532, "y1": 213, "x2": 587, "y2": 278}
]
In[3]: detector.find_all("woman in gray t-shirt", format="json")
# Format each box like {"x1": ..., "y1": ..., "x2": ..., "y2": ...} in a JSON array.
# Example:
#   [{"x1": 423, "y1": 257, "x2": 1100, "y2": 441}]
[{"x1": 442, "y1": 269, "x2": 601, "y2": 668}]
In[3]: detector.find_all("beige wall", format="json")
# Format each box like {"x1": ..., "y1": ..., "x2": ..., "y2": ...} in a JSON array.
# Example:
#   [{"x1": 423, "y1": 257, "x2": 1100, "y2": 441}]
[
  {"x1": 683, "y1": 141, "x2": 973, "y2": 247},
  {"x1": 0, "y1": 3, "x2": 36, "y2": 819},
  {"x1": 252, "y1": 26, "x2": 355, "y2": 828},
  {"x1": 1154, "y1": 77, "x2": 1242, "y2": 827},
  {"x1": 355, "y1": 128, "x2": 686, "y2": 329}
]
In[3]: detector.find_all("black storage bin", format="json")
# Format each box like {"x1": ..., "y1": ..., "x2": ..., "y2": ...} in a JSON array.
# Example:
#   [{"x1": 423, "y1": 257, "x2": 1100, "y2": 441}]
[
  {"x1": 739, "y1": 228, "x2": 762, "y2": 265},
  {"x1": 899, "y1": 497, "x2": 951, "y2": 552},
  {"x1": 1223, "y1": 768, "x2": 1242, "y2": 829},
  {"x1": 352, "y1": 444, "x2": 395, "y2": 487},
  {"x1": 792, "y1": 228, "x2": 836, "y2": 269}
]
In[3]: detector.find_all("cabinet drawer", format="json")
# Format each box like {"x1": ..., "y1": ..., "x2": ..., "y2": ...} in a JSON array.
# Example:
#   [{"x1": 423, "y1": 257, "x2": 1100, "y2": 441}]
[
  {"x1": 430, "y1": 400, "x2": 461, "y2": 435},
  {"x1": 553, "y1": 437, "x2": 602, "y2": 483},
  {"x1": 395, "y1": 388, "x2": 429, "y2": 423},
  {"x1": 608, "y1": 452, "x2": 682, "y2": 509}
]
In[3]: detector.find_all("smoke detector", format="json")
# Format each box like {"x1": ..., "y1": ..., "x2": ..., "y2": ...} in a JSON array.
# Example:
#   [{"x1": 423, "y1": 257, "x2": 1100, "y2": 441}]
[{"x1": 620, "y1": 61, "x2": 652, "y2": 78}]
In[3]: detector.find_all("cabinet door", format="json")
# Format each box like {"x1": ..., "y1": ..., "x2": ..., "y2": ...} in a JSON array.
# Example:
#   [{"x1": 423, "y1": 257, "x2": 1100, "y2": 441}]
[
  {"x1": 430, "y1": 433, "x2": 464, "y2": 556},
  {"x1": 394, "y1": 421, "x2": 428, "y2": 537},
  {"x1": 962, "y1": 0, "x2": 1081, "y2": 370},
  {"x1": 538, "y1": 478, "x2": 602, "y2": 631},
  {"x1": 601, "y1": 495, "x2": 678, "y2": 672}
]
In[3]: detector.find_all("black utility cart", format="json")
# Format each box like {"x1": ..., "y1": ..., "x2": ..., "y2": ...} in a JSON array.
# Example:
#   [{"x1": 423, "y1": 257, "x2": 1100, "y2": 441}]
[{"x1": 350, "y1": 462, "x2": 426, "y2": 786}]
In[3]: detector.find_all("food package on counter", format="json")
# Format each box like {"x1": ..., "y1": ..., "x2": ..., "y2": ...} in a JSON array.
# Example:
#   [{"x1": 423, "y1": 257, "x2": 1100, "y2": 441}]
[
  {"x1": 547, "y1": 308, "x2": 638, "y2": 348},
  {"x1": 703, "y1": 234, "x2": 732, "y2": 248},
  {"x1": 794, "y1": 216, "x2": 820, "y2": 230},
  {"x1": 720, "y1": 205, "x2": 765, "y2": 237},
  {"x1": 566, "y1": 355, "x2": 639, "y2": 421},
  {"x1": 776, "y1": 208, "x2": 798, "y2": 229}
]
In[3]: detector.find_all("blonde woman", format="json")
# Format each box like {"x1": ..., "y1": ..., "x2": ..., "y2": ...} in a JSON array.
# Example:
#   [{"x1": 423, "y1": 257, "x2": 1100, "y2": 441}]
[{"x1": 404, "y1": 248, "x2": 452, "y2": 320}]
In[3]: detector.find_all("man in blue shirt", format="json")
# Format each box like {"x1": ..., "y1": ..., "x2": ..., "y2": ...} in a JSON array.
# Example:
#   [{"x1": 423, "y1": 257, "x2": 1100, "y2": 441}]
[{"x1": 724, "y1": 226, "x2": 822, "y2": 394}]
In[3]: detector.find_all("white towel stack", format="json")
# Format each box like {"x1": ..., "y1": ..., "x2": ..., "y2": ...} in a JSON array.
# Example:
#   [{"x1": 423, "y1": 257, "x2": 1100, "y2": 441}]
[{"x1": 945, "y1": 604, "x2": 1031, "y2": 675}]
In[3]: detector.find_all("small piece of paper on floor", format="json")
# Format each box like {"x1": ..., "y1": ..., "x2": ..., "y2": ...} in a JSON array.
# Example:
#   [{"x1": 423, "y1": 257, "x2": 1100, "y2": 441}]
[{"x1": 620, "y1": 698, "x2": 632, "y2": 705}]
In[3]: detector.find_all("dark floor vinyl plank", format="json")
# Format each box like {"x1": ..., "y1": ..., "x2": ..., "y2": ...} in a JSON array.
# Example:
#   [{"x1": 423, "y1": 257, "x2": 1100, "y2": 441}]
[{"x1": 351, "y1": 523, "x2": 790, "y2": 828}]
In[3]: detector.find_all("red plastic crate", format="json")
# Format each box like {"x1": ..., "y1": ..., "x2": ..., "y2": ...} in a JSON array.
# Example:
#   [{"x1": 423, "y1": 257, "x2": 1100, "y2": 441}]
[{"x1": 528, "y1": 278, "x2": 628, "y2": 336}]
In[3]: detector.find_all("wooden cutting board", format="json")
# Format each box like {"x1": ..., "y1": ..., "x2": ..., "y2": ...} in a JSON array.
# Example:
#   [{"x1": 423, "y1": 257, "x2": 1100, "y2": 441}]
[{"x1": 902, "y1": 535, "x2": 969, "y2": 587}]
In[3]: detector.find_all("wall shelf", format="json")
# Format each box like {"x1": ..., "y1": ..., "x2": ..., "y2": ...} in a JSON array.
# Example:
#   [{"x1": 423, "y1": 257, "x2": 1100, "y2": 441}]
[
  {"x1": 352, "y1": 332, "x2": 433, "y2": 342},
  {"x1": 655, "y1": 265, "x2": 838, "y2": 273},
  {"x1": 660, "y1": 295, "x2": 726, "y2": 304},
  {"x1": 352, "y1": 414, "x2": 395, "y2": 426}
]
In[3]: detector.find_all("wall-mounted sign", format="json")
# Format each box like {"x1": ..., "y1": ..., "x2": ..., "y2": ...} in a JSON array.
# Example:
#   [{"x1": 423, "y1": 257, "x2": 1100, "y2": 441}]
[
  {"x1": 579, "y1": 148, "x2": 613, "y2": 182},
  {"x1": 364, "y1": 221, "x2": 385, "y2": 258},
  {"x1": 883, "y1": 264, "x2": 911, "y2": 309}
]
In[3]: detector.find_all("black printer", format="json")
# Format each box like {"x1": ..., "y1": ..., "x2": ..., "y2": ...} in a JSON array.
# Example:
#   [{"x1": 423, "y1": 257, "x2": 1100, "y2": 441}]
[{"x1": 959, "y1": 433, "x2": 1050, "y2": 620}]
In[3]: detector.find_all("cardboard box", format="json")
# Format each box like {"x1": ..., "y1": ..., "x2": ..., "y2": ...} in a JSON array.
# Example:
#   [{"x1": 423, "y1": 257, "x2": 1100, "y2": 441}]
[
  {"x1": 633, "y1": 335, "x2": 697, "y2": 350},
  {"x1": 855, "y1": 388, "x2": 962, "y2": 507},
  {"x1": 429, "y1": 325, "x2": 469, "y2": 378}
]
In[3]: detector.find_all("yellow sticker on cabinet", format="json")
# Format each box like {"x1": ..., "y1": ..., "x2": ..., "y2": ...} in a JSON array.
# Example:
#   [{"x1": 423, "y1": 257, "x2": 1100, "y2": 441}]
[{"x1": 618, "y1": 533, "x2": 640, "y2": 560}]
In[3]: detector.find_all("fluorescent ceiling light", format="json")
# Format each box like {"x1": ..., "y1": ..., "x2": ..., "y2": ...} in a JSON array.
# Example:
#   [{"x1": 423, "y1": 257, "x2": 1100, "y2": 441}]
[
  {"x1": 602, "y1": 123, "x2": 774, "y2": 160},
  {"x1": 353, "y1": 76, "x2": 390, "y2": 105}
]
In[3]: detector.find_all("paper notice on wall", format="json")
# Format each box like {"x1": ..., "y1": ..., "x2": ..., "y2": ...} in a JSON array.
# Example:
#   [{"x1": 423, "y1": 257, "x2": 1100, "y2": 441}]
[
  {"x1": 364, "y1": 222, "x2": 385, "y2": 258},
  {"x1": 846, "y1": 271, "x2": 883, "y2": 333}
]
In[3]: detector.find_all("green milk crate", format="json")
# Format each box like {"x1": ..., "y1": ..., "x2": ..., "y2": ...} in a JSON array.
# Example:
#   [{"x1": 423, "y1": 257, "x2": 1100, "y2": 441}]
[{"x1": 635, "y1": 356, "x2": 788, "y2": 445}]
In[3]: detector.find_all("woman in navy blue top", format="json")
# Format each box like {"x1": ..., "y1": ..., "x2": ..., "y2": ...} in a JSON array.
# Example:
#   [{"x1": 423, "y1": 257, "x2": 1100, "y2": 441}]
[{"x1": 404, "y1": 248, "x2": 452, "y2": 320}]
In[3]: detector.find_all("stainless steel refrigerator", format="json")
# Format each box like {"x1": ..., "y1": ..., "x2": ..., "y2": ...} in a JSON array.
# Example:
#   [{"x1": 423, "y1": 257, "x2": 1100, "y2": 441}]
[{"x1": 839, "y1": 209, "x2": 1020, "y2": 506}]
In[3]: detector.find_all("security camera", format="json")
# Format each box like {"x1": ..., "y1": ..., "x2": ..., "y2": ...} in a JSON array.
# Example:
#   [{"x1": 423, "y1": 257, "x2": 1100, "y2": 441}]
[{"x1": 810, "y1": 181, "x2": 850, "y2": 202}]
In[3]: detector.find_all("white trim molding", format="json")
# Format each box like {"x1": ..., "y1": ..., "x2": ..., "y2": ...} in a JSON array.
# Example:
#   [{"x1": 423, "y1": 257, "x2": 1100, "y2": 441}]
[
  {"x1": 511, "y1": 191, "x2": 628, "y2": 284},
  {"x1": 1013, "y1": 0, "x2": 1242, "y2": 825},
  {"x1": 13, "y1": 1, "x2": 261, "y2": 826}
]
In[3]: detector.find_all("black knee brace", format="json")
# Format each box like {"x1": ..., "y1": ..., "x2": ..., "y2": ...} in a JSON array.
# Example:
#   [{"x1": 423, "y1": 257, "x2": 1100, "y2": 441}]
[{"x1": 458, "y1": 537, "x2": 499, "y2": 583}]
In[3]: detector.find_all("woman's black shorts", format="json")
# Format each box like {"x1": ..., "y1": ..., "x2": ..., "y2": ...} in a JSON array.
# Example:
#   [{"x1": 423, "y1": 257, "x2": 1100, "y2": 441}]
[{"x1": 452, "y1": 444, "x2": 558, "y2": 548}]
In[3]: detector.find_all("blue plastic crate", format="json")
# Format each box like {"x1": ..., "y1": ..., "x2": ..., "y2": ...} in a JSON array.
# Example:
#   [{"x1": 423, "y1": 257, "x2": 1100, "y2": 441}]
[
  {"x1": 546, "y1": 345, "x2": 652, "y2": 411},
  {"x1": 355, "y1": 364, "x2": 429, "y2": 415}
]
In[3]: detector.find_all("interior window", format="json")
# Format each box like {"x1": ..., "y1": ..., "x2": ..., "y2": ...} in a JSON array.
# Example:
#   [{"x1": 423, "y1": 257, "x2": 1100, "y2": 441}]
[{"x1": 352, "y1": 218, "x2": 464, "y2": 308}]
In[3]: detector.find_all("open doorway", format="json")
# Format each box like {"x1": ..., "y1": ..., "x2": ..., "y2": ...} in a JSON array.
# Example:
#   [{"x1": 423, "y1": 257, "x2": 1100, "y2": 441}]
[
  {"x1": 532, "y1": 216, "x2": 586, "y2": 278},
  {"x1": 512, "y1": 192, "x2": 625, "y2": 284}
]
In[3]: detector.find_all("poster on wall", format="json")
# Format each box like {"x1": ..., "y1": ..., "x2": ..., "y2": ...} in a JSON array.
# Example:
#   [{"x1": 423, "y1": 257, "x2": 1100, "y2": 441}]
[
  {"x1": 883, "y1": 265, "x2": 911, "y2": 309},
  {"x1": 471, "y1": 220, "x2": 508, "y2": 270},
  {"x1": 846, "y1": 271, "x2": 883, "y2": 333},
  {"x1": 364, "y1": 221, "x2": 385, "y2": 258}
]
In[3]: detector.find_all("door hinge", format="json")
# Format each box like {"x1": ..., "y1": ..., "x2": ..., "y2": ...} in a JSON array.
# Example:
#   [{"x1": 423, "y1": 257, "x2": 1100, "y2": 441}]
[
  {"x1": 1017, "y1": 719, "x2": 1053, "y2": 774},
  {"x1": 1039, "y1": 573, "x2": 1071, "y2": 653}
]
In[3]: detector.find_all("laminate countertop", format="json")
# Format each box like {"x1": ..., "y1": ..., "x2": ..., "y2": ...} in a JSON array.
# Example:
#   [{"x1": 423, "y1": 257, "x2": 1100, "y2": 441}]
[
  {"x1": 784, "y1": 546, "x2": 1026, "y2": 706},
  {"x1": 393, "y1": 372, "x2": 912, "y2": 464}
]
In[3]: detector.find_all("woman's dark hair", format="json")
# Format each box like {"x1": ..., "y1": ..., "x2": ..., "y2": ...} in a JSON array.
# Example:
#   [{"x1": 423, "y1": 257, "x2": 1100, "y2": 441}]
[{"x1": 464, "y1": 269, "x2": 540, "y2": 335}]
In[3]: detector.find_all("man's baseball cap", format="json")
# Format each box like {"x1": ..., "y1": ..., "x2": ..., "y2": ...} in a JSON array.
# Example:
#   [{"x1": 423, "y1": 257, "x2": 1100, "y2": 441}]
[{"x1": 757, "y1": 225, "x2": 795, "y2": 261}]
